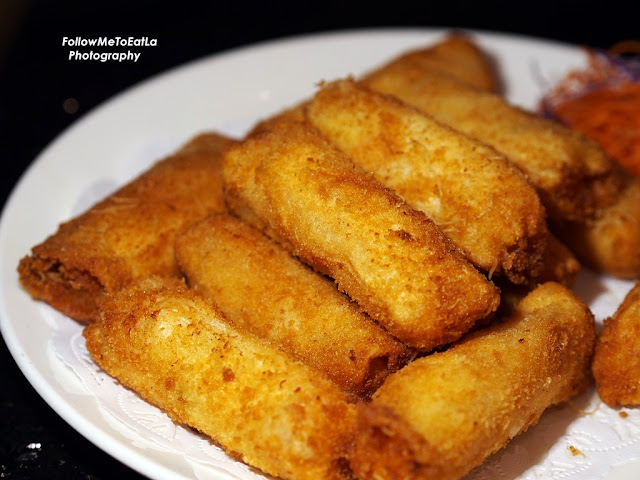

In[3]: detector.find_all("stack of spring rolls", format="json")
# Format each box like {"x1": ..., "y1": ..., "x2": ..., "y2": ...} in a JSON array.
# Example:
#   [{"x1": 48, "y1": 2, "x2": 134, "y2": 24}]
[{"x1": 19, "y1": 33, "x2": 640, "y2": 480}]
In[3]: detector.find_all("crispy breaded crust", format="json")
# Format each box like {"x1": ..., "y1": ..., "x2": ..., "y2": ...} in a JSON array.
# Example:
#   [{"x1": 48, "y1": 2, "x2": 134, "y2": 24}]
[
  {"x1": 306, "y1": 79, "x2": 548, "y2": 284},
  {"x1": 386, "y1": 33, "x2": 500, "y2": 92},
  {"x1": 362, "y1": 61, "x2": 621, "y2": 222},
  {"x1": 536, "y1": 233, "x2": 581, "y2": 286},
  {"x1": 176, "y1": 213, "x2": 412, "y2": 398},
  {"x1": 222, "y1": 119, "x2": 500, "y2": 351},
  {"x1": 350, "y1": 282, "x2": 595, "y2": 480},
  {"x1": 494, "y1": 234, "x2": 582, "y2": 317},
  {"x1": 593, "y1": 281, "x2": 640, "y2": 406},
  {"x1": 553, "y1": 173, "x2": 640, "y2": 279},
  {"x1": 84, "y1": 276, "x2": 356, "y2": 480},
  {"x1": 17, "y1": 132, "x2": 237, "y2": 323}
]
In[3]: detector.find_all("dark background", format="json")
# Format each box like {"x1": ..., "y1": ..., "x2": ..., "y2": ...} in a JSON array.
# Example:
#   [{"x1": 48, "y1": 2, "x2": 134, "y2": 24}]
[{"x1": 0, "y1": 1, "x2": 636, "y2": 478}]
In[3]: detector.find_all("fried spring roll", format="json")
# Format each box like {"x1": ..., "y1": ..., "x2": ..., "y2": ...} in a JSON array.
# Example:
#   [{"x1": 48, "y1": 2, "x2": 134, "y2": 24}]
[
  {"x1": 250, "y1": 33, "x2": 499, "y2": 138},
  {"x1": 386, "y1": 33, "x2": 500, "y2": 92},
  {"x1": 362, "y1": 59, "x2": 621, "y2": 222},
  {"x1": 249, "y1": 33, "x2": 498, "y2": 136},
  {"x1": 175, "y1": 213, "x2": 412, "y2": 397},
  {"x1": 536, "y1": 233, "x2": 581, "y2": 286},
  {"x1": 495, "y1": 234, "x2": 581, "y2": 316},
  {"x1": 350, "y1": 282, "x2": 595, "y2": 480},
  {"x1": 593, "y1": 281, "x2": 640, "y2": 406},
  {"x1": 552, "y1": 173, "x2": 640, "y2": 279},
  {"x1": 306, "y1": 79, "x2": 548, "y2": 284},
  {"x1": 222, "y1": 119, "x2": 500, "y2": 351},
  {"x1": 17, "y1": 132, "x2": 237, "y2": 323},
  {"x1": 83, "y1": 276, "x2": 356, "y2": 480}
]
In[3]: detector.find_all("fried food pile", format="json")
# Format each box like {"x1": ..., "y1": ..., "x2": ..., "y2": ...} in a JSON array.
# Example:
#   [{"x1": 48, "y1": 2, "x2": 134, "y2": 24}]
[{"x1": 17, "y1": 33, "x2": 640, "y2": 479}]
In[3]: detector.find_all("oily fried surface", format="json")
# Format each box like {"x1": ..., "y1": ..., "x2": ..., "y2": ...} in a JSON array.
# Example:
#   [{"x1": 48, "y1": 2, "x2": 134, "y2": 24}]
[
  {"x1": 84, "y1": 276, "x2": 356, "y2": 480},
  {"x1": 350, "y1": 282, "x2": 595, "y2": 480},
  {"x1": 593, "y1": 281, "x2": 640, "y2": 406},
  {"x1": 384, "y1": 33, "x2": 500, "y2": 93},
  {"x1": 17, "y1": 132, "x2": 237, "y2": 322},
  {"x1": 552, "y1": 173, "x2": 640, "y2": 279},
  {"x1": 176, "y1": 213, "x2": 412, "y2": 398},
  {"x1": 535, "y1": 233, "x2": 581, "y2": 286},
  {"x1": 362, "y1": 61, "x2": 622, "y2": 223},
  {"x1": 494, "y1": 234, "x2": 582, "y2": 317},
  {"x1": 222, "y1": 119, "x2": 500, "y2": 351},
  {"x1": 306, "y1": 79, "x2": 548, "y2": 284}
]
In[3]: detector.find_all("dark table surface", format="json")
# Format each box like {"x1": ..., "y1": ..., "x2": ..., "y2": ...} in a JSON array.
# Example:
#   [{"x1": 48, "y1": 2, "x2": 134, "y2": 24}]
[{"x1": 1, "y1": 1, "x2": 636, "y2": 478}]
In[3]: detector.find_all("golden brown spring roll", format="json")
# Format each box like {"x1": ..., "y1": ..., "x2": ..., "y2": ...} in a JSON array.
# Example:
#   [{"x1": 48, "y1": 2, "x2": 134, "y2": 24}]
[
  {"x1": 84, "y1": 276, "x2": 356, "y2": 480},
  {"x1": 362, "y1": 58, "x2": 621, "y2": 223},
  {"x1": 222, "y1": 119, "x2": 500, "y2": 351},
  {"x1": 306, "y1": 79, "x2": 548, "y2": 284},
  {"x1": 386, "y1": 33, "x2": 500, "y2": 92},
  {"x1": 350, "y1": 281, "x2": 595, "y2": 480},
  {"x1": 552, "y1": 173, "x2": 640, "y2": 279},
  {"x1": 250, "y1": 33, "x2": 499, "y2": 139},
  {"x1": 536, "y1": 233, "x2": 581, "y2": 286},
  {"x1": 175, "y1": 213, "x2": 412, "y2": 397},
  {"x1": 593, "y1": 281, "x2": 640, "y2": 406},
  {"x1": 494, "y1": 233, "x2": 581, "y2": 317},
  {"x1": 18, "y1": 132, "x2": 237, "y2": 323}
]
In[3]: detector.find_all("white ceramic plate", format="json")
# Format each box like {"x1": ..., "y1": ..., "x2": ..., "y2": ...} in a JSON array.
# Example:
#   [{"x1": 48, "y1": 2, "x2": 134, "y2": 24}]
[{"x1": 1, "y1": 28, "x2": 640, "y2": 480}]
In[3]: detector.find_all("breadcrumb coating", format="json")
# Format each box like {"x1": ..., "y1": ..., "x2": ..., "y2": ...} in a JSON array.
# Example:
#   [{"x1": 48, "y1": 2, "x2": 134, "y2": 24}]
[
  {"x1": 350, "y1": 282, "x2": 595, "y2": 480},
  {"x1": 176, "y1": 213, "x2": 412, "y2": 398},
  {"x1": 593, "y1": 281, "x2": 640, "y2": 406},
  {"x1": 223, "y1": 119, "x2": 500, "y2": 351},
  {"x1": 84, "y1": 276, "x2": 357, "y2": 480},
  {"x1": 306, "y1": 79, "x2": 548, "y2": 284},
  {"x1": 18, "y1": 132, "x2": 237, "y2": 322}
]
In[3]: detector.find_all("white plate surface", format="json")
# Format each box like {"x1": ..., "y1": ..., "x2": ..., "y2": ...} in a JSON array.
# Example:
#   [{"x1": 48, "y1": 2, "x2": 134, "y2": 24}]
[{"x1": 1, "y1": 28, "x2": 639, "y2": 480}]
